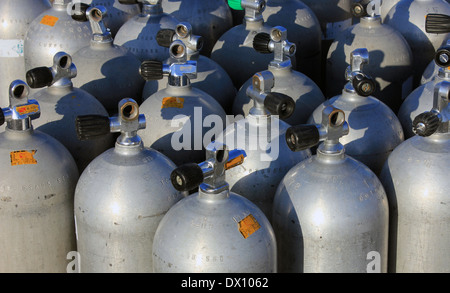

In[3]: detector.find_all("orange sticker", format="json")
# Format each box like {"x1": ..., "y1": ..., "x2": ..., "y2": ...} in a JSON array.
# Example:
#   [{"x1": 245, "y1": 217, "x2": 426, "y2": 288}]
[
  {"x1": 225, "y1": 154, "x2": 245, "y2": 170},
  {"x1": 238, "y1": 214, "x2": 260, "y2": 239},
  {"x1": 40, "y1": 15, "x2": 59, "y2": 27},
  {"x1": 162, "y1": 97, "x2": 184, "y2": 109},
  {"x1": 15, "y1": 104, "x2": 39, "y2": 115},
  {"x1": 10, "y1": 150, "x2": 37, "y2": 166}
]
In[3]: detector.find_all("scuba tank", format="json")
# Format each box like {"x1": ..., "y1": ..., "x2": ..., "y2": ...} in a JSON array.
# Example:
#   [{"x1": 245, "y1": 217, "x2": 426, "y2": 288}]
[
  {"x1": 160, "y1": 0, "x2": 233, "y2": 57},
  {"x1": 152, "y1": 143, "x2": 277, "y2": 273},
  {"x1": 216, "y1": 70, "x2": 311, "y2": 221},
  {"x1": 232, "y1": 26, "x2": 326, "y2": 125},
  {"x1": 380, "y1": 80, "x2": 450, "y2": 273},
  {"x1": 260, "y1": 0, "x2": 322, "y2": 87},
  {"x1": 327, "y1": 0, "x2": 414, "y2": 112},
  {"x1": 24, "y1": 0, "x2": 92, "y2": 72},
  {"x1": 273, "y1": 105, "x2": 389, "y2": 273},
  {"x1": 399, "y1": 40, "x2": 450, "y2": 138},
  {"x1": 74, "y1": 98, "x2": 184, "y2": 273},
  {"x1": 138, "y1": 41, "x2": 227, "y2": 165},
  {"x1": 70, "y1": 5, "x2": 144, "y2": 115},
  {"x1": 142, "y1": 22, "x2": 237, "y2": 113},
  {"x1": 113, "y1": 0, "x2": 179, "y2": 62},
  {"x1": 210, "y1": 0, "x2": 278, "y2": 89},
  {"x1": 0, "y1": 80, "x2": 79, "y2": 273},
  {"x1": 25, "y1": 51, "x2": 114, "y2": 172},
  {"x1": 310, "y1": 48, "x2": 404, "y2": 175},
  {"x1": 79, "y1": 0, "x2": 140, "y2": 36},
  {"x1": 0, "y1": 0, "x2": 51, "y2": 106},
  {"x1": 383, "y1": 0, "x2": 450, "y2": 88}
]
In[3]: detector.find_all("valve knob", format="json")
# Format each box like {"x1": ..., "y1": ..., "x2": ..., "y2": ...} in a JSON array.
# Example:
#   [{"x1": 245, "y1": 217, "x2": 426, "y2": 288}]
[
  {"x1": 71, "y1": 3, "x2": 91, "y2": 22},
  {"x1": 156, "y1": 29, "x2": 176, "y2": 48},
  {"x1": 351, "y1": 0, "x2": 371, "y2": 18},
  {"x1": 139, "y1": 60, "x2": 164, "y2": 80},
  {"x1": 228, "y1": 0, "x2": 243, "y2": 10},
  {"x1": 412, "y1": 112, "x2": 440, "y2": 137},
  {"x1": 170, "y1": 163, "x2": 204, "y2": 192},
  {"x1": 425, "y1": 14, "x2": 450, "y2": 34},
  {"x1": 285, "y1": 125, "x2": 319, "y2": 152},
  {"x1": 264, "y1": 92, "x2": 296, "y2": 119},
  {"x1": 26, "y1": 67, "x2": 54, "y2": 89},
  {"x1": 253, "y1": 32, "x2": 271, "y2": 54},
  {"x1": 75, "y1": 115, "x2": 111, "y2": 141},
  {"x1": 118, "y1": 0, "x2": 139, "y2": 4},
  {"x1": 352, "y1": 73, "x2": 376, "y2": 97},
  {"x1": 435, "y1": 46, "x2": 450, "y2": 67}
]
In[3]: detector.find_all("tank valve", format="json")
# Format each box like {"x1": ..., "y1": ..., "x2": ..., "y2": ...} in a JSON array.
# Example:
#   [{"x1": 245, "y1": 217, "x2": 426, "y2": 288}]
[
  {"x1": 156, "y1": 23, "x2": 204, "y2": 55},
  {"x1": 0, "y1": 80, "x2": 40, "y2": 131},
  {"x1": 70, "y1": 2, "x2": 91, "y2": 22},
  {"x1": 26, "y1": 52, "x2": 77, "y2": 89},
  {"x1": 425, "y1": 13, "x2": 450, "y2": 34},
  {"x1": 139, "y1": 41, "x2": 197, "y2": 86},
  {"x1": 286, "y1": 105, "x2": 349, "y2": 152},
  {"x1": 228, "y1": 0, "x2": 266, "y2": 22},
  {"x1": 170, "y1": 143, "x2": 246, "y2": 193},
  {"x1": 412, "y1": 80, "x2": 450, "y2": 137},
  {"x1": 351, "y1": 0, "x2": 380, "y2": 18},
  {"x1": 344, "y1": 48, "x2": 376, "y2": 97},
  {"x1": 76, "y1": 98, "x2": 146, "y2": 145},
  {"x1": 246, "y1": 70, "x2": 295, "y2": 119},
  {"x1": 253, "y1": 26, "x2": 296, "y2": 68}
]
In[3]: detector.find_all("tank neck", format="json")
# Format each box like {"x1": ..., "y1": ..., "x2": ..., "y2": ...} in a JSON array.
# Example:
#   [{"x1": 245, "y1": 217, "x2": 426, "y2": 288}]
[
  {"x1": 53, "y1": 0, "x2": 69, "y2": 10},
  {"x1": 5, "y1": 124, "x2": 34, "y2": 135},
  {"x1": 114, "y1": 141, "x2": 144, "y2": 156},
  {"x1": 244, "y1": 18, "x2": 264, "y2": 31},
  {"x1": 360, "y1": 15, "x2": 382, "y2": 28},
  {"x1": 341, "y1": 88, "x2": 368, "y2": 102},
  {"x1": 316, "y1": 141, "x2": 346, "y2": 162},
  {"x1": 142, "y1": 3, "x2": 163, "y2": 15},
  {"x1": 198, "y1": 186, "x2": 230, "y2": 201}
]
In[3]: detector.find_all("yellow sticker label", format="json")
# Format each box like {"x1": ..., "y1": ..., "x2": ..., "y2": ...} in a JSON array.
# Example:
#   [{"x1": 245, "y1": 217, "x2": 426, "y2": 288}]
[
  {"x1": 15, "y1": 104, "x2": 39, "y2": 115},
  {"x1": 40, "y1": 15, "x2": 59, "y2": 27},
  {"x1": 10, "y1": 150, "x2": 37, "y2": 166},
  {"x1": 225, "y1": 154, "x2": 245, "y2": 170},
  {"x1": 162, "y1": 97, "x2": 184, "y2": 109},
  {"x1": 238, "y1": 214, "x2": 260, "y2": 239}
]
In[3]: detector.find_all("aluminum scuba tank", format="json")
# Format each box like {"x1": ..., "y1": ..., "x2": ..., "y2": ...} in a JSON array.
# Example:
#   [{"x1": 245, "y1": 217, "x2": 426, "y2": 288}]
[
  {"x1": 216, "y1": 70, "x2": 311, "y2": 221},
  {"x1": 210, "y1": 0, "x2": 278, "y2": 89},
  {"x1": 379, "y1": 80, "x2": 450, "y2": 273},
  {"x1": 301, "y1": 0, "x2": 353, "y2": 42},
  {"x1": 232, "y1": 26, "x2": 326, "y2": 125},
  {"x1": 309, "y1": 48, "x2": 404, "y2": 175},
  {"x1": 160, "y1": 0, "x2": 233, "y2": 57},
  {"x1": 0, "y1": 80, "x2": 79, "y2": 273},
  {"x1": 113, "y1": 0, "x2": 179, "y2": 62},
  {"x1": 327, "y1": 0, "x2": 414, "y2": 112},
  {"x1": 152, "y1": 143, "x2": 277, "y2": 273},
  {"x1": 73, "y1": 98, "x2": 184, "y2": 273},
  {"x1": 138, "y1": 41, "x2": 228, "y2": 165},
  {"x1": 24, "y1": 0, "x2": 92, "y2": 72},
  {"x1": 273, "y1": 105, "x2": 389, "y2": 273},
  {"x1": 260, "y1": 0, "x2": 322, "y2": 86},
  {"x1": 70, "y1": 5, "x2": 145, "y2": 115},
  {"x1": 79, "y1": 0, "x2": 140, "y2": 36},
  {"x1": 398, "y1": 41, "x2": 450, "y2": 138},
  {"x1": 25, "y1": 51, "x2": 114, "y2": 172},
  {"x1": 141, "y1": 22, "x2": 237, "y2": 113},
  {"x1": 0, "y1": 0, "x2": 51, "y2": 106},
  {"x1": 383, "y1": 0, "x2": 450, "y2": 88}
]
